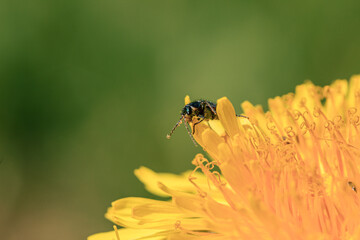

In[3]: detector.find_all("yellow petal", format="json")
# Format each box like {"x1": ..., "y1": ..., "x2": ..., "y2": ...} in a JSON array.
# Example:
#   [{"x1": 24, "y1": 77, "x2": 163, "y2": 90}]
[
  {"x1": 192, "y1": 122, "x2": 209, "y2": 147},
  {"x1": 216, "y1": 97, "x2": 240, "y2": 138},
  {"x1": 184, "y1": 95, "x2": 191, "y2": 105},
  {"x1": 106, "y1": 197, "x2": 182, "y2": 229},
  {"x1": 201, "y1": 128, "x2": 225, "y2": 160},
  {"x1": 88, "y1": 228, "x2": 167, "y2": 240},
  {"x1": 347, "y1": 75, "x2": 360, "y2": 108},
  {"x1": 268, "y1": 96, "x2": 290, "y2": 133},
  {"x1": 324, "y1": 80, "x2": 347, "y2": 120},
  {"x1": 134, "y1": 166, "x2": 205, "y2": 197},
  {"x1": 208, "y1": 119, "x2": 226, "y2": 137},
  {"x1": 292, "y1": 81, "x2": 320, "y2": 112},
  {"x1": 91, "y1": 77, "x2": 360, "y2": 240}
]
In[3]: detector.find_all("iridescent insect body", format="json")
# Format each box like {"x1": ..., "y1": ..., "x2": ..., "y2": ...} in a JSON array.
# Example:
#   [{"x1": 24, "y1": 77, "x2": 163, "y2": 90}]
[{"x1": 167, "y1": 100, "x2": 248, "y2": 146}]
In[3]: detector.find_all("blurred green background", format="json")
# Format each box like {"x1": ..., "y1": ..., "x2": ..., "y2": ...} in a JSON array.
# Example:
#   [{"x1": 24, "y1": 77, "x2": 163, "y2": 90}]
[{"x1": 0, "y1": 1, "x2": 359, "y2": 239}]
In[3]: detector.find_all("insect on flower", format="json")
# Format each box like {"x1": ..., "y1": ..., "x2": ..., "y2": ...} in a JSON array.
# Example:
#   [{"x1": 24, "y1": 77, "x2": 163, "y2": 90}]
[{"x1": 166, "y1": 100, "x2": 248, "y2": 146}]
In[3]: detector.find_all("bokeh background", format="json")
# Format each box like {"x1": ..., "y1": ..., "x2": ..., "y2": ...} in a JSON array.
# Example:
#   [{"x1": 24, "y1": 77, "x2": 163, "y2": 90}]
[{"x1": 0, "y1": 1, "x2": 360, "y2": 239}]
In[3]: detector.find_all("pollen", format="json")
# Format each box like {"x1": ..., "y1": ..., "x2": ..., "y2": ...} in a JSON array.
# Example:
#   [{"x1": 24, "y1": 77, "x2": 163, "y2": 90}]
[{"x1": 88, "y1": 75, "x2": 360, "y2": 240}]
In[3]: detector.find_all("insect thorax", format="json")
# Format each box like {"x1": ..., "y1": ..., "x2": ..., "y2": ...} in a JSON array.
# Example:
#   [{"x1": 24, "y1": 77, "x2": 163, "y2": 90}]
[{"x1": 183, "y1": 100, "x2": 217, "y2": 121}]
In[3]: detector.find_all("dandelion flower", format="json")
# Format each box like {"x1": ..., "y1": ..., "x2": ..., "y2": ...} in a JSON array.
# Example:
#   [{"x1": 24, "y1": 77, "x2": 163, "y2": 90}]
[{"x1": 89, "y1": 76, "x2": 360, "y2": 240}]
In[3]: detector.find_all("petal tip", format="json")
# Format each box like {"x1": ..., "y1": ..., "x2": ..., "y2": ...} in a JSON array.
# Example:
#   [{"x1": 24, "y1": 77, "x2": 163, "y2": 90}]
[
  {"x1": 185, "y1": 95, "x2": 191, "y2": 105},
  {"x1": 217, "y1": 97, "x2": 229, "y2": 105}
]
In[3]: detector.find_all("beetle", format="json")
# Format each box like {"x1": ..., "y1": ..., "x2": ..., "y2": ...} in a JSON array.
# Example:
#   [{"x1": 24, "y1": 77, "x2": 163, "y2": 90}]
[{"x1": 166, "y1": 100, "x2": 248, "y2": 146}]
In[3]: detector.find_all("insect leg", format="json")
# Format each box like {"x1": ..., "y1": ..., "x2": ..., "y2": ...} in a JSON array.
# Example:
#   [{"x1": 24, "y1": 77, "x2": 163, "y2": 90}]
[
  {"x1": 236, "y1": 114, "x2": 249, "y2": 119},
  {"x1": 192, "y1": 117, "x2": 205, "y2": 134},
  {"x1": 184, "y1": 121, "x2": 198, "y2": 146},
  {"x1": 205, "y1": 101, "x2": 217, "y2": 115},
  {"x1": 205, "y1": 100, "x2": 248, "y2": 119}
]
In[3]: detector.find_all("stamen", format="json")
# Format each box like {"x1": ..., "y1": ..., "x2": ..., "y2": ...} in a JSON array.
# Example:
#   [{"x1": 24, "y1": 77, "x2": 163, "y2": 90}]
[
  {"x1": 113, "y1": 225, "x2": 120, "y2": 240},
  {"x1": 188, "y1": 166, "x2": 207, "y2": 197},
  {"x1": 174, "y1": 220, "x2": 182, "y2": 230}
]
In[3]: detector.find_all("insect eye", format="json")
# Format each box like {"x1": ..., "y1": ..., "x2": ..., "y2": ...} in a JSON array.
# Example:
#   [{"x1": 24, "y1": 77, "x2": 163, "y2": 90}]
[{"x1": 185, "y1": 106, "x2": 192, "y2": 115}]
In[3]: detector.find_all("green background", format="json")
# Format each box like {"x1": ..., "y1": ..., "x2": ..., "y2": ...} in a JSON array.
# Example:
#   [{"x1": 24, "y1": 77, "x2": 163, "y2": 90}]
[{"x1": 0, "y1": 1, "x2": 359, "y2": 239}]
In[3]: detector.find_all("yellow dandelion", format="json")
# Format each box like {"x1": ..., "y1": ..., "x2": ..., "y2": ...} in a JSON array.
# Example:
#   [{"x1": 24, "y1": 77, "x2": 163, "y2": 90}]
[{"x1": 88, "y1": 76, "x2": 360, "y2": 240}]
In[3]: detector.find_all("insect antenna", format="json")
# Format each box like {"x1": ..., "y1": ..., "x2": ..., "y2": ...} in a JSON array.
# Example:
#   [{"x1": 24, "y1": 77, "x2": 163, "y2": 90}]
[
  {"x1": 166, "y1": 115, "x2": 198, "y2": 146},
  {"x1": 166, "y1": 115, "x2": 184, "y2": 139}
]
